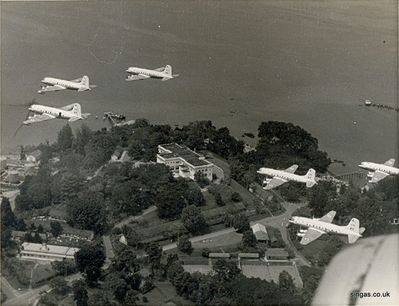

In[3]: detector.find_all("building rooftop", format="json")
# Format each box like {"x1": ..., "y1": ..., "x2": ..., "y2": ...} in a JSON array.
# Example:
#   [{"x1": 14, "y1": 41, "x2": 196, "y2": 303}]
[
  {"x1": 158, "y1": 143, "x2": 210, "y2": 167},
  {"x1": 265, "y1": 248, "x2": 289, "y2": 258},
  {"x1": 209, "y1": 253, "x2": 231, "y2": 258},
  {"x1": 238, "y1": 253, "x2": 259, "y2": 258},
  {"x1": 251, "y1": 223, "x2": 270, "y2": 241},
  {"x1": 21, "y1": 242, "x2": 79, "y2": 256}
]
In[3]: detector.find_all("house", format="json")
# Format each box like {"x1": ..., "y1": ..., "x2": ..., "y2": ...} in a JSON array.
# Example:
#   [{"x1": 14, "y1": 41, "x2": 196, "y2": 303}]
[
  {"x1": 26, "y1": 150, "x2": 41, "y2": 163},
  {"x1": 264, "y1": 248, "x2": 289, "y2": 261},
  {"x1": 251, "y1": 223, "x2": 270, "y2": 243},
  {"x1": 156, "y1": 143, "x2": 217, "y2": 181},
  {"x1": 19, "y1": 243, "x2": 79, "y2": 261},
  {"x1": 110, "y1": 149, "x2": 131, "y2": 163}
]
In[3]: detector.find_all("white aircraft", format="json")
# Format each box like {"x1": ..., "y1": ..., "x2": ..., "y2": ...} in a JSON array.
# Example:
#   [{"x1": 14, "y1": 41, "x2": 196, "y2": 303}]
[
  {"x1": 257, "y1": 164, "x2": 317, "y2": 190},
  {"x1": 289, "y1": 211, "x2": 365, "y2": 245},
  {"x1": 126, "y1": 65, "x2": 179, "y2": 81},
  {"x1": 359, "y1": 159, "x2": 399, "y2": 183},
  {"x1": 23, "y1": 103, "x2": 90, "y2": 125},
  {"x1": 38, "y1": 76, "x2": 96, "y2": 94}
]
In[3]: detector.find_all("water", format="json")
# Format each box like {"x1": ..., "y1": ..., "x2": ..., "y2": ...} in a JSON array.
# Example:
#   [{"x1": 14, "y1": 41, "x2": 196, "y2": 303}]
[{"x1": 1, "y1": 0, "x2": 397, "y2": 173}]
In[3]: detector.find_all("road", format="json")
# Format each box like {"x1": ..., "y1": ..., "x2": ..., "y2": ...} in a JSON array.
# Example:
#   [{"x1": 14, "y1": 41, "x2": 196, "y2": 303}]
[
  {"x1": 113, "y1": 205, "x2": 157, "y2": 229},
  {"x1": 3, "y1": 273, "x2": 81, "y2": 306},
  {"x1": 1, "y1": 190, "x2": 20, "y2": 211},
  {"x1": 162, "y1": 201, "x2": 311, "y2": 266},
  {"x1": 102, "y1": 235, "x2": 115, "y2": 269},
  {"x1": 1, "y1": 275, "x2": 20, "y2": 300}
]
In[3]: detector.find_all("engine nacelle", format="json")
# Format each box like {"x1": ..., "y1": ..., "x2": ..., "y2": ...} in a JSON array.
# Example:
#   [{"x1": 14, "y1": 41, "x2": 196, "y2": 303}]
[
  {"x1": 367, "y1": 172, "x2": 374, "y2": 178},
  {"x1": 262, "y1": 178, "x2": 272, "y2": 186},
  {"x1": 297, "y1": 232, "x2": 305, "y2": 237},
  {"x1": 299, "y1": 229, "x2": 307, "y2": 233}
]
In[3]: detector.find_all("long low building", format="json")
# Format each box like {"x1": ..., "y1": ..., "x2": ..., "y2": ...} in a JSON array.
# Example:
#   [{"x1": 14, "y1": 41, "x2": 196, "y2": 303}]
[
  {"x1": 156, "y1": 143, "x2": 216, "y2": 181},
  {"x1": 19, "y1": 243, "x2": 80, "y2": 261}
]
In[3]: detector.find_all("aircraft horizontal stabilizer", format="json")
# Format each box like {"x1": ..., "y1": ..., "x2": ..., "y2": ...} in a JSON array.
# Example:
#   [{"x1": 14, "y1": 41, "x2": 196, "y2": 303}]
[{"x1": 348, "y1": 234, "x2": 360, "y2": 244}]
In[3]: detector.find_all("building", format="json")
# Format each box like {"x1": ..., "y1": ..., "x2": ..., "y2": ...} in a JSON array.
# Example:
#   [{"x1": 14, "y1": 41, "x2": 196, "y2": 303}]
[
  {"x1": 19, "y1": 243, "x2": 79, "y2": 261},
  {"x1": 264, "y1": 248, "x2": 289, "y2": 261},
  {"x1": 26, "y1": 150, "x2": 42, "y2": 163},
  {"x1": 251, "y1": 223, "x2": 270, "y2": 243},
  {"x1": 110, "y1": 149, "x2": 131, "y2": 163},
  {"x1": 156, "y1": 143, "x2": 216, "y2": 181}
]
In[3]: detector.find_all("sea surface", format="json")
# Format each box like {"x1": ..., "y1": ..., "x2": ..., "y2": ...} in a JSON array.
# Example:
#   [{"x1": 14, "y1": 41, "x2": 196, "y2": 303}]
[{"x1": 1, "y1": 0, "x2": 397, "y2": 173}]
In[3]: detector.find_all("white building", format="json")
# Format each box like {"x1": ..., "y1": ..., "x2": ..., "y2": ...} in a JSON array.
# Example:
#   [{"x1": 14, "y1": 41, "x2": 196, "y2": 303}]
[
  {"x1": 156, "y1": 143, "x2": 215, "y2": 181},
  {"x1": 251, "y1": 223, "x2": 270, "y2": 243},
  {"x1": 19, "y1": 243, "x2": 79, "y2": 261}
]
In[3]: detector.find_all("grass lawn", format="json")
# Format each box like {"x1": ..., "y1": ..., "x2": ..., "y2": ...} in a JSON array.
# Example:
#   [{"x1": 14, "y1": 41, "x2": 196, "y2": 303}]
[
  {"x1": 191, "y1": 231, "x2": 242, "y2": 251},
  {"x1": 138, "y1": 281, "x2": 193, "y2": 306},
  {"x1": 31, "y1": 262, "x2": 57, "y2": 288},
  {"x1": 2, "y1": 258, "x2": 36, "y2": 289}
]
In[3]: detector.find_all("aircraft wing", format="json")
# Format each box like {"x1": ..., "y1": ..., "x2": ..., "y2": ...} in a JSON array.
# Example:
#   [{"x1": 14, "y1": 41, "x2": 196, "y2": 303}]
[
  {"x1": 23, "y1": 113, "x2": 55, "y2": 125},
  {"x1": 126, "y1": 74, "x2": 150, "y2": 81},
  {"x1": 319, "y1": 210, "x2": 336, "y2": 223},
  {"x1": 285, "y1": 164, "x2": 298, "y2": 174},
  {"x1": 264, "y1": 177, "x2": 287, "y2": 190},
  {"x1": 300, "y1": 228, "x2": 325, "y2": 245},
  {"x1": 40, "y1": 85, "x2": 66, "y2": 92},
  {"x1": 370, "y1": 170, "x2": 389, "y2": 183},
  {"x1": 384, "y1": 158, "x2": 395, "y2": 167}
]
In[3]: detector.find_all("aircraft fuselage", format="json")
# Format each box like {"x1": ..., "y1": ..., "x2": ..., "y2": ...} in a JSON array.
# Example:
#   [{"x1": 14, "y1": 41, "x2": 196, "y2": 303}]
[
  {"x1": 28, "y1": 104, "x2": 79, "y2": 121},
  {"x1": 257, "y1": 168, "x2": 310, "y2": 184},
  {"x1": 289, "y1": 216, "x2": 361, "y2": 238},
  {"x1": 359, "y1": 162, "x2": 399, "y2": 176},
  {"x1": 126, "y1": 67, "x2": 172, "y2": 80}
]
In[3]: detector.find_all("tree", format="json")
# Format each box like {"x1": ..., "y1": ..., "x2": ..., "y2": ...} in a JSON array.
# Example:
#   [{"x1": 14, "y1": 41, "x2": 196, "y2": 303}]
[
  {"x1": 74, "y1": 244, "x2": 105, "y2": 286},
  {"x1": 177, "y1": 236, "x2": 192, "y2": 254},
  {"x1": 57, "y1": 124, "x2": 74, "y2": 151},
  {"x1": 232, "y1": 214, "x2": 250, "y2": 233},
  {"x1": 214, "y1": 192, "x2": 225, "y2": 206},
  {"x1": 124, "y1": 290, "x2": 138, "y2": 306},
  {"x1": 279, "y1": 271, "x2": 295, "y2": 292},
  {"x1": 88, "y1": 291, "x2": 112, "y2": 306},
  {"x1": 52, "y1": 259, "x2": 77, "y2": 276},
  {"x1": 242, "y1": 230, "x2": 257, "y2": 248},
  {"x1": 49, "y1": 276, "x2": 69, "y2": 295},
  {"x1": 61, "y1": 172, "x2": 83, "y2": 202},
  {"x1": 74, "y1": 124, "x2": 92, "y2": 155},
  {"x1": 231, "y1": 192, "x2": 242, "y2": 202},
  {"x1": 103, "y1": 272, "x2": 128, "y2": 302},
  {"x1": 37, "y1": 224, "x2": 44, "y2": 233},
  {"x1": 145, "y1": 243, "x2": 162, "y2": 274},
  {"x1": 1, "y1": 197, "x2": 15, "y2": 229},
  {"x1": 155, "y1": 183, "x2": 188, "y2": 220},
  {"x1": 185, "y1": 184, "x2": 205, "y2": 206},
  {"x1": 72, "y1": 280, "x2": 88, "y2": 306},
  {"x1": 67, "y1": 191, "x2": 107, "y2": 234},
  {"x1": 213, "y1": 259, "x2": 240, "y2": 282},
  {"x1": 122, "y1": 226, "x2": 140, "y2": 248},
  {"x1": 181, "y1": 205, "x2": 207, "y2": 234},
  {"x1": 50, "y1": 221, "x2": 63, "y2": 237}
]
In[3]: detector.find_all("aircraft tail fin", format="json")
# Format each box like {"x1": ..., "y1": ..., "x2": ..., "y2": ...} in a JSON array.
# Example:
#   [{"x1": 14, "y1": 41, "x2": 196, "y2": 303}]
[
  {"x1": 164, "y1": 65, "x2": 172, "y2": 76},
  {"x1": 80, "y1": 75, "x2": 90, "y2": 88},
  {"x1": 71, "y1": 103, "x2": 82, "y2": 117},
  {"x1": 305, "y1": 168, "x2": 317, "y2": 187},
  {"x1": 346, "y1": 218, "x2": 364, "y2": 243}
]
